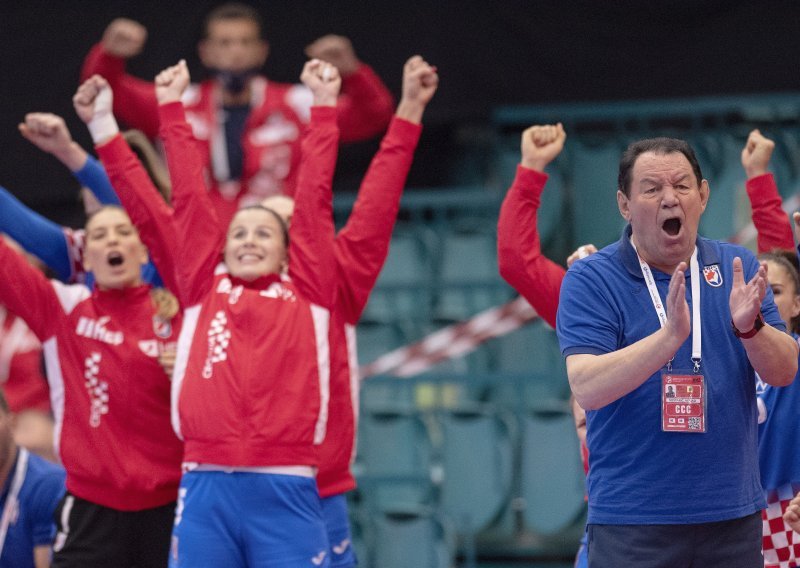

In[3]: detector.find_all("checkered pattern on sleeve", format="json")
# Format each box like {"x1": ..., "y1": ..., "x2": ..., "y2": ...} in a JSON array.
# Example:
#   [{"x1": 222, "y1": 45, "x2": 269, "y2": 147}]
[{"x1": 763, "y1": 483, "x2": 800, "y2": 568}]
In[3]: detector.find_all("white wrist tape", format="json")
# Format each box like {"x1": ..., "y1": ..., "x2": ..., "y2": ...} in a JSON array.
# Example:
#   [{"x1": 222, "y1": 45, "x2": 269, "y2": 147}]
[{"x1": 87, "y1": 87, "x2": 119, "y2": 143}]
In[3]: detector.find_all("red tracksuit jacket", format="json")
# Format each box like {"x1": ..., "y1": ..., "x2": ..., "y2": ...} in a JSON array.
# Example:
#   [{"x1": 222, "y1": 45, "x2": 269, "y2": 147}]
[
  {"x1": 320, "y1": 116, "x2": 422, "y2": 497},
  {"x1": 100, "y1": 102, "x2": 338, "y2": 468},
  {"x1": 0, "y1": 243, "x2": 182, "y2": 511},
  {"x1": 82, "y1": 43, "x2": 394, "y2": 228}
]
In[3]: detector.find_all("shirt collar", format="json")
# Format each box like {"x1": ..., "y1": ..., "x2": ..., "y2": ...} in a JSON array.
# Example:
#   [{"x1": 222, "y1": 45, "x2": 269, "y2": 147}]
[{"x1": 619, "y1": 224, "x2": 720, "y2": 279}]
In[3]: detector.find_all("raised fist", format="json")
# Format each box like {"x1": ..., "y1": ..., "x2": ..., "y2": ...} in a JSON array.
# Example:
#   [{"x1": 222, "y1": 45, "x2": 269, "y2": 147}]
[
  {"x1": 102, "y1": 18, "x2": 147, "y2": 59},
  {"x1": 18, "y1": 113, "x2": 73, "y2": 156},
  {"x1": 155, "y1": 60, "x2": 191, "y2": 105},
  {"x1": 305, "y1": 35, "x2": 359, "y2": 76},
  {"x1": 300, "y1": 59, "x2": 341, "y2": 107},
  {"x1": 740, "y1": 129, "x2": 775, "y2": 179},
  {"x1": 401, "y1": 55, "x2": 438, "y2": 107},
  {"x1": 521, "y1": 123, "x2": 566, "y2": 172}
]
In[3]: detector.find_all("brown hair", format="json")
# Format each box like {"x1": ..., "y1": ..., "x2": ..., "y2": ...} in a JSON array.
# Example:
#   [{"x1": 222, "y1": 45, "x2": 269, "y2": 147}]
[
  {"x1": 758, "y1": 250, "x2": 800, "y2": 334},
  {"x1": 618, "y1": 137, "x2": 704, "y2": 198},
  {"x1": 203, "y1": 2, "x2": 264, "y2": 39},
  {"x1": 122, "y1": 130, "x2": 172, "y2": 204}
]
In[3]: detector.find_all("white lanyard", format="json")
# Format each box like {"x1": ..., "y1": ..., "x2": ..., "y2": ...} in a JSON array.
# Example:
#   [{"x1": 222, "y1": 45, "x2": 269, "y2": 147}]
[
  {"x1": 633, "y1": 240, "x2": 702, "y2": 372},
  {"x1": 0, "y1": 448, "x2": 28, "y2": 558}
]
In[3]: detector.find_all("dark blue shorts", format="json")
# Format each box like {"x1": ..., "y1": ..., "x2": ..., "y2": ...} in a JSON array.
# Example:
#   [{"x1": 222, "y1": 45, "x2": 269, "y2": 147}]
[
  {"x1": 169, "y1": 471, "x2": 330, "y2": 568},
  {"x1": 587, "y1": 512, "x2": 763, "y2": 568},
  {"x1": 321, "y1": 493, "x2": 357, "y2": 568}
]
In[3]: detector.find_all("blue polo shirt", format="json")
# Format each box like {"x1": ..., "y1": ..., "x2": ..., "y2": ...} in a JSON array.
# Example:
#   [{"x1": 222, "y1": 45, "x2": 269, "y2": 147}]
[
  {"x1": 557, "y1": 225, "x2": 784, "y2": 525},
  {"x1": 0, "y1": 450, "x2": 65, "y2": 568},
  {"x1": 757, "y1": 335, "x2": 800, "y2": 493}
]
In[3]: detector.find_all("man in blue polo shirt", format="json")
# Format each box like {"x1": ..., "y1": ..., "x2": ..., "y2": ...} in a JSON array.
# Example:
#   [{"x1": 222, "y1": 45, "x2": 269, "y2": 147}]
[
  {"x1": 556, "y1": 137, "x2": 798, "y2": 567},
  {"x1": 0, "y1": 390, "x2": 64, "y2": 568}
]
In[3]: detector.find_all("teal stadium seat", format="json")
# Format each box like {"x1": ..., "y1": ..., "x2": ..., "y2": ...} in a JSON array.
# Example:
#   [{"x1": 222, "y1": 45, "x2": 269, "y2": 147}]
[
  {"x1": 570, "y1": 137, "x2": 626, "y2": 249},
  {"x1": 356, "y1": 321, "x2": 408, "y2": 367},
  {"x1": 436, "y1": 405, "x2": 514, "y2": 557},
  {"x1": 520, "y1": 406, "x2": 586, "y2": 537},
  {"x1": 364, "y1": 506, "x2": 454, "y2": 568},
  {"x1": 435, "y1": 230, "x2": 512, "y2": 321},
  {"x1": 362, "y1": 228, "x2": 437, "y2": 324},
  {"x1": 489, "y1": 320, "x2": 571, "y2": 405},
  {"x1": 355, "y1": 405, "x2": 435, "y2": 511},
  {"x1": 698, "y1": 132, "x2": 749, "y2": 241}
]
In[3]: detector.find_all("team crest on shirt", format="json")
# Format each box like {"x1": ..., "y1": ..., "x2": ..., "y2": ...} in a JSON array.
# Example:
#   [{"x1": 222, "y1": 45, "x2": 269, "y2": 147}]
[
  {"x1": 703, "y1": 265, "x2": 723, "y2": 287},
  {"x1": 153, "y1": 316, "x2": 172, "y2": 338}
]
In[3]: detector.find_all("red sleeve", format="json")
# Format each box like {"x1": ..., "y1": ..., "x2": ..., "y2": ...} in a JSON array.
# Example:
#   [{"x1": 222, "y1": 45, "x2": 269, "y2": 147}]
[
  {"x1": 158, "y1": 102, "x2": 225, "y2": 304},
  {"x1": 81, "y1": 43, "x2": 161, "y2": 138},
  {"x1": 289, "y1": 106, "x2": 339, "y2": 308},
  {"x1": 746, "y1": 173, "x2": 795, "y2": 253},
  {"x1": 96, "y1": 135, "x2": 181, "y2": 300},
  {"x1": 336, "y1": 64, "x2": 395, "y2": 142},
  {"x1": 497, "y1": 165, "x2": 566, "y2": 328},
  {"x1": 5, "y1": 349, "x2": 50, "y2": 414},
  {"x1": 334, "y1": 116, "x2": 422, "y2": 323},
  {"x1": 0, "y1": 242, "x2": 60, "y2": 342}
]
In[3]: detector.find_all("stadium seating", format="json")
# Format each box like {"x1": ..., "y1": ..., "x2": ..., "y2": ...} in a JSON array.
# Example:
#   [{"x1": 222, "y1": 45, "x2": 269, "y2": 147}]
[
  {"x1": 361, "y1": 506, "x2": 455, "y2": 568},
  {"x1": 520, "y1": 405, "x2": 586, "y2": 536},
  {"x1": 351, "y1": 92, "x2": 800, "y2": 563}
]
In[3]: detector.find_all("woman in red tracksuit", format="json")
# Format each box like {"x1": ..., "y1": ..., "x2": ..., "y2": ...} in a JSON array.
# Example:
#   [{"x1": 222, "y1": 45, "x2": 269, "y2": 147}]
[
  {"x1": 77, "y1": 58, "x2": 340, "y2": 567},
  {"x1": 259, "y1": 55, "x2": 439, "y2": 568},
  {"x1": 0, "y1": 205, "x2": 182, "y2": 566}
]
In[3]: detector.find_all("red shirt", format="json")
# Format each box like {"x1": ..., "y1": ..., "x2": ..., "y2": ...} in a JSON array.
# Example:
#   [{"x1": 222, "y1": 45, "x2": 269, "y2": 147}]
[
  {"x1": 0, "y1": 308, "x2": 50, "y2": 414},
  {"x1": 82, "y1": 43, "x2": 395, "y2": 228}
]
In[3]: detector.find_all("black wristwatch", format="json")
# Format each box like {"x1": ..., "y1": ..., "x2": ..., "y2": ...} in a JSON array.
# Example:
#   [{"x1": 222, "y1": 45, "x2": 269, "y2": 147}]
[{"x1": 732, "y1": 312, "x2": 765, "y2": 339}]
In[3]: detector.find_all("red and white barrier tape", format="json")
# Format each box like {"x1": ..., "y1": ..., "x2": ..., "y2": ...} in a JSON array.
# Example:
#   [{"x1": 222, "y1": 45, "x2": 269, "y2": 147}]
[
  {"x1": 361, "y1": 193, "x2": 800, "y2": 380},
  {"x1": 360, "y1": 296, "x2": 539, "y2": 379}
]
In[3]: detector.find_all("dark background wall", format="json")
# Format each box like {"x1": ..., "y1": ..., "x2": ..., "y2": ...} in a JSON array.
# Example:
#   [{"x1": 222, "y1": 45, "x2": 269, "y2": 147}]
[{"x1": 3, "y1": 0, "x2": 800, "y2": 226}]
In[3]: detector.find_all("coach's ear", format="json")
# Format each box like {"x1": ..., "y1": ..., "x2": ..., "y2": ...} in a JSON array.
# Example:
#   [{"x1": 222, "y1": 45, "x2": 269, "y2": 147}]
[{"x1": 617, "y1": 190, "x2": 631, "y2": 222}]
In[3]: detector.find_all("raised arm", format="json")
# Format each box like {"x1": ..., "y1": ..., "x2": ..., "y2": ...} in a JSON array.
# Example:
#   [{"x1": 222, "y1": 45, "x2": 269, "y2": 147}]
[
  {"x1": 305, "y1": 35, "x2": 394, "y2": 142},
  {"x1": 19, "y1": 112, "x2": 121, "y2": 207},
  {"x1": 75, "y1": 75, "x2": 181, "y2": 298},
  {"x1": 334, "y1": 55, "x2": 437, "y2": 323},
  {"x1": 0, "y1": 185, "x2": 73, "y2": 282},
  {"x1": 80, "y1": 19, "x2": 160, "y2": 138},
  {"x1": 497, "y1": 123, "x2": 568, "y2": 328},
  {"x1": 0, "y1": 237, "x2": 63, "y2": 342},
  {"x1": 154, "y1": 60, "x2": 225, "y2": 301},
  {"x1": 290, "y1": 59, "x2": 341, "y2": 308},
  {"x1": 8, "y1": 112, "x2": 121, "y2": 282},
  {"x1": 740, "y1": 129, "x2": 794, "y2": 252}
]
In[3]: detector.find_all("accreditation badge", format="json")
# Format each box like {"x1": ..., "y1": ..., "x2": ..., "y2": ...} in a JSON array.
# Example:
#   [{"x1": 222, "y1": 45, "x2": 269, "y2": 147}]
[{"x1": 661, "y1": 372, "x2": 706, "y2": 433}]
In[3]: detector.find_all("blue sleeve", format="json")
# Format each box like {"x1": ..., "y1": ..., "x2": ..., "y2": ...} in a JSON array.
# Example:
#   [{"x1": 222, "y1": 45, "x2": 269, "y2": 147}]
[
  {"x1": 0, "y1": 186, "x2": 73, "y2": 281},
  {"x1": 29, "y1": 466, "x2": 66, "y2": 546},
  {"x1": 556, "y1": 263, "x2": 621, "y2": 357},
  {"x1": 72, "y1": 155, "x2": 120, "y2": 206},
  {"x1": 141, "y1": 261, "x2": 164, "y2": 288}
]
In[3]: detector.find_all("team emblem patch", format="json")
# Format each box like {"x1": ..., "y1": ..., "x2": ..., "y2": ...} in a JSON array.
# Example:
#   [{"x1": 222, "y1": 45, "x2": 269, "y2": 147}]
[
  {"x1": 703, "y1": 265, "x2": 723, "y2": 287},
  {"x1": 153, "y1": 316, "x2": 172, "y2": 338}
]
